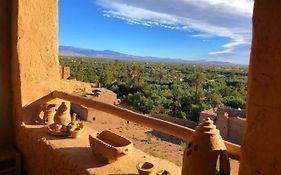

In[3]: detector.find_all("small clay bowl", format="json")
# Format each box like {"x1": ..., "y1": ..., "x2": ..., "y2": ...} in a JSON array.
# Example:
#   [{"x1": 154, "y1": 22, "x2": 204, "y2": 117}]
[
  {"x1": 136, "y1": 162, "x2": 155, "y2": 175},
  {"x1": 156, "y1": 170, "x2": 171, "y2": 175},
  {"x1": 70, "y1": 127, "x2": 84, "y2": 138}
]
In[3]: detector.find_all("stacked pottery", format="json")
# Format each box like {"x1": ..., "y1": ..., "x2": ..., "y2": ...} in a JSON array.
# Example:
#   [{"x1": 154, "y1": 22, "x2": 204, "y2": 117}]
[
  {"x1": 181, "y1": 118, "x2": 230, "y2": 175},
  {"x1": 37, "y1": 103, "x2": 56, "y2": 125},
  {"x1": 54, "y1": 102, "x2": 71, "y2": 126},
  {"x1": 68, "y1": 113, "x2": 84, "y2": 138}
]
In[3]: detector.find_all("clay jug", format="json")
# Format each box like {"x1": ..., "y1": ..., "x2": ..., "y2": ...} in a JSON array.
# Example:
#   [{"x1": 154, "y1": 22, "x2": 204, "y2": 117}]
[
  {"x1": 54, "y1": 102, "x2": 71, "y2": 125},
  {"x1": 45, "y1": 104, "x2": 56, "y2": 125},
  {"x1": 181, "y1": 118, "x2": 230, "y2": 175}
]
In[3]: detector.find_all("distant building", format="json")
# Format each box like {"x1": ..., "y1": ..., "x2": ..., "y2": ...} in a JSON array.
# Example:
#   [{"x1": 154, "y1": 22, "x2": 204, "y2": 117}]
[
  {"x1": 200, "y1": 107, "x2": 246, "y2": 144},
  {"x1": 60, "y1": 66, "x2": 70, "y2": 79}
]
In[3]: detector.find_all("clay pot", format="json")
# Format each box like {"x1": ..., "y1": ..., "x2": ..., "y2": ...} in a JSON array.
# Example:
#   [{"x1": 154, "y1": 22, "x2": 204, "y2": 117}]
[
  {"x1": 70, "y1": 128, "x2": 84, "y2": 138},
  {"x1": 181, "y1": 118, "x2": 230, "y2": 175},
  {"x1": 45, "y1": 104, "x2": 56, "y2": 125},
  {"x1": 136, "y1": 162, "x2": 155, "y2": 175},
  {"x1": 49, "y1": 123, "x2": 62, "y2": 132},
  {"x1": 156, "y1": 170, "x2": 171, "y2": 175},
  {"x1": 67, "y1": 123, "x2": 77, "y2": 132},
  {"x1": 54, "y1": 102, "x2": 71, "y2": 126}
]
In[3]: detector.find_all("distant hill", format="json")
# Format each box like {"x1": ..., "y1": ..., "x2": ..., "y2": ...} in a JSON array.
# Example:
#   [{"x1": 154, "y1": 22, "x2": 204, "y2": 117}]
[{"x1": 59, "y1": 46, "x2": 242, "y2": 66}]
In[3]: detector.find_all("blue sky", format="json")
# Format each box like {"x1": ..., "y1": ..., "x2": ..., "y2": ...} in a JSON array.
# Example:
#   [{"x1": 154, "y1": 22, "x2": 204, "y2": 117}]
[{"x1": 59, "y1": 0, "x2": 254, "y2": 64}]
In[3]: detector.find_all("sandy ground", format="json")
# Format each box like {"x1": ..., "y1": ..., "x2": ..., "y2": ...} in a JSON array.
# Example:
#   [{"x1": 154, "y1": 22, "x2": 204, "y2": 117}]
[{"x1": 85, "y1": 108, "x2": 240, "y2": 174}]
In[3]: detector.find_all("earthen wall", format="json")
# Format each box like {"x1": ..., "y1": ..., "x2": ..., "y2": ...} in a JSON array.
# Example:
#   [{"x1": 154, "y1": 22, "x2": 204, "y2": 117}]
[
  {"x1": 10, "y1": 0, "x2": 90, "y2": 173},
  {"x1": 240, "y1": 1, "x2": 281, "y2": 173},
  {"x1": 199, "y1": 108, "x2": 246, "y2": 144},
  {"x1": 71, "y1": 103, "x2": 89, "y2": 121},
  {"x1": 228, "y1": 117, "x2": 246, "y2": 144},
  {"x1": 217, "y1": 107, "x2": 246, "y2": 118},
  {"x1": 60, "y1": 66, "x2": 71, "y2": 79}
]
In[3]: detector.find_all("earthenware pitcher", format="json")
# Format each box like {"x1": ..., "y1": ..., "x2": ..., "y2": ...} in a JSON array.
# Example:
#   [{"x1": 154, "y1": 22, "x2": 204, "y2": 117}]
[{"x1": 54, "y1": 102, "x2": 71, "y2": 125}]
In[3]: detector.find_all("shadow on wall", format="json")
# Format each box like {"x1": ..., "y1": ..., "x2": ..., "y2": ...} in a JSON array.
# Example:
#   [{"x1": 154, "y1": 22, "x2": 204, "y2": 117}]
[
  {"x1": 57, "y1": 147, "x2": 108, "y2": 169},
  {"x1": 22, "y1": 92, "x2": 55, "y2": 124}
]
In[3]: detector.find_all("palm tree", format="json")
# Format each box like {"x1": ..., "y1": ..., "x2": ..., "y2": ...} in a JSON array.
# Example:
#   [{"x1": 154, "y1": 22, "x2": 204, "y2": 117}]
[{"x1": 192, "y1": 71, "x2": 205, "y2": 104}]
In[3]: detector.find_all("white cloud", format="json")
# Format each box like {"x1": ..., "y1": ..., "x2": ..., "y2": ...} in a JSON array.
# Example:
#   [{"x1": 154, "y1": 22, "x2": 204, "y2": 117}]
[
  {"x1": 190, "y1": 34, "x2": 213, "y2": 38},
  {"x1": 95, "y1": 0, "x2": 254, "y2": 60}
]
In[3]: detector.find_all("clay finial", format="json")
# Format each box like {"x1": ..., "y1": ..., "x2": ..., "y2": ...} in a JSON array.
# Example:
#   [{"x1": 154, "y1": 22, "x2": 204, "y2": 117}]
[{"x1": 181, "y1": 118, "x2": 229, "y2": 175}]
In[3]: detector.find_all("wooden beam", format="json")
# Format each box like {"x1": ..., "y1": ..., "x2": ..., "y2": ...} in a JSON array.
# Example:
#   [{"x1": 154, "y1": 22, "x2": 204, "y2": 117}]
[{"x1": 52, "y1": 90, "x2": 241, "y2": 159}]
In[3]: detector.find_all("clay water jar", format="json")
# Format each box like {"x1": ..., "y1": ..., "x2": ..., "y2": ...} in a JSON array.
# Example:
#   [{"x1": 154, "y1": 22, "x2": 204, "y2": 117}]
[
  {"x1": 45, "y1": 104, "x2": 56, "y2": 125},
  {"x1": 136, "y1": 162, "x2": 155, "y2": 175},
  {"x1": 54, "y1": 102, "x2": 71, "y2": 126}
]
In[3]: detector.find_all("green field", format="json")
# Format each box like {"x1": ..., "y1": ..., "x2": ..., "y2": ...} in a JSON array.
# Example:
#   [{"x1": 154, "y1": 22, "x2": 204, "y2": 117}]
[{"x1": 59, "y1": 57, "x2": 247, "y2": 122}]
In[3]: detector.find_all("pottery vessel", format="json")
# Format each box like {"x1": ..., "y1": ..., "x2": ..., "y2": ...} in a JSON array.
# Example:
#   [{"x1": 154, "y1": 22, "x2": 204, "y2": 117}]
[
  {"x1": 47, "y1": 124, "x2": 70, "y2": 137},
  {"x1": 89, "y1": 130, "x2": 133, "y2": 163},
  {"x1": 156, "y1": 170, "x2": 171, "y2": 175},
  {"x1": 70, "y1": 127, "x2": 84, "y2": 138},
  {"x1": 45, "y1": 104, "x2": 56, "y2": 125},
  {"x1": 54, "y1": 102, "x2": 71, "y2": 126},
  {"x1": 136, "y1": 162, "x2": 155, "y2": 175},
  {"x1": 68, "y1": 119, "x2": 84, "y2": 138}
]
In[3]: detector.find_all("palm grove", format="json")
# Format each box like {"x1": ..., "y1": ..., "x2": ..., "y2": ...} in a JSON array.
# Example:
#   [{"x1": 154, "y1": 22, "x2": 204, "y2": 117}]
[{"x1": 60, "y1": 57, "x2": 247, "y2": 122}]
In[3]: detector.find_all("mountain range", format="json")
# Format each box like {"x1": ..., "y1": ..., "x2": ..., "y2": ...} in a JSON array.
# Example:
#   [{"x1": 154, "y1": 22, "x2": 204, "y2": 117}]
[{"x1": 59, "y1": 46, "x2": 242, "y2": 66}]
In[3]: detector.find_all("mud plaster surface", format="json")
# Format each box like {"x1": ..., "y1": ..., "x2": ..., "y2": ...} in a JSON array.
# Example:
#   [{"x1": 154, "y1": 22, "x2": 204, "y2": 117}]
[{"x1": 21, "y1": 124, "x2": 181, "y2": 175}]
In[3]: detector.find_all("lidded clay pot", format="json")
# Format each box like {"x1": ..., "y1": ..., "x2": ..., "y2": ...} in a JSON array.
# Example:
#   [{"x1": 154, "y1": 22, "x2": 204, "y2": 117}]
[
  {"x1": 54, "y1": 102, "x2": 71, "y2": 126},
  {"x1": 181, "y1": 118, "x2": 230, "y2": 175}
]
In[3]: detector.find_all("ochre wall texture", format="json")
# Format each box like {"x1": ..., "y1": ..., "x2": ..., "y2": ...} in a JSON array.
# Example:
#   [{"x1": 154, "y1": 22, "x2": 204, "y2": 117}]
[
  {"x1": 11, "y1": 0, "x2": 91, "y2": 173},
  {"x1": 13, "y1": 0, "x2": 90, "y2": 124},
  {"x1": 0, "y1": 0, "x2": 13, "y2": 147},
  {"x1": 16, "y1": 0, "x2": 60, "y2": 106},
  {"x1": 16, "y1": 127, "x2": 90, "y2": 175},
  {"x1": 240, "y1": 0, "x2": 281, "y2": 174}
]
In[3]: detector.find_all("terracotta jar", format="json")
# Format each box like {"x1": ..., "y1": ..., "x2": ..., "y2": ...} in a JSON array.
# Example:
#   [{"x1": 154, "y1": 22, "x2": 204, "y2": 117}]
[
  {"x1": 45, "y1": 104, "x2": 56, "y2": 125},
  {"x1": 54, "y1": 102, "x2": 71, "y2": 126}
]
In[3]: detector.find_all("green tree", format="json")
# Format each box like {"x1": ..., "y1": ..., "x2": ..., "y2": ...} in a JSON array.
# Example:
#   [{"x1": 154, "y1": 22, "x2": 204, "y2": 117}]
[{"x1": 192, "y1": 71, "x2": 206, "y2": 104}]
